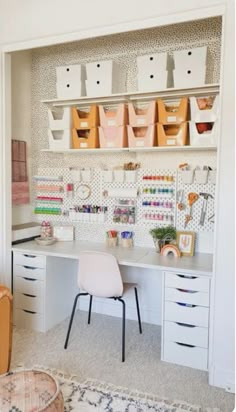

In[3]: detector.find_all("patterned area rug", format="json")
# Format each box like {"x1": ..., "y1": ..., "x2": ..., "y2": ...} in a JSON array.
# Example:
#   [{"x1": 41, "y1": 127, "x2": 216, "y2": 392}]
[{"x1": 39, "y1": 367, "x2": 220, "y2": 412}]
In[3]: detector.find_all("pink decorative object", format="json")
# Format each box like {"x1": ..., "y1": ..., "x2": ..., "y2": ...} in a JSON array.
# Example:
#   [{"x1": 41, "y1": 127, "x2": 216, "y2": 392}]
[
  {"x1": 11, "y1": 140, "x2": 29, "y2": 205},
  {"x1": 0, "y1": 369, "x2": 64, "y2": 412},
  {"x1": 12, "y1": 182, "x2": 30, "y2": 205}
]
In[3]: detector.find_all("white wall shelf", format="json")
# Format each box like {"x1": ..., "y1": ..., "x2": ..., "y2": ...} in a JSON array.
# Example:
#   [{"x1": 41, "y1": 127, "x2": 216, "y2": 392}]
[
  {"x1": 41, "y1": 146, "x2": 217, "y2": 154},
  {"x1": 41, "y1": 84, "x2": 220, "y2": 107}
]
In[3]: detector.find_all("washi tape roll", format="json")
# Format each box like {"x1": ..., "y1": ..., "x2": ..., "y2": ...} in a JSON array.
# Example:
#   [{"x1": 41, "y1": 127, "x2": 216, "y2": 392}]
[{"x1": 161, "y1": 244, "x2": 181, "y2": 258}]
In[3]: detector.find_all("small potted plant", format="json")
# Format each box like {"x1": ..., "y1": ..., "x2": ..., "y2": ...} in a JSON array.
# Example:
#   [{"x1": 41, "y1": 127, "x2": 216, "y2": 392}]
[{"x1": 149, "y1": 225, "x2": 177, "y2": 253}]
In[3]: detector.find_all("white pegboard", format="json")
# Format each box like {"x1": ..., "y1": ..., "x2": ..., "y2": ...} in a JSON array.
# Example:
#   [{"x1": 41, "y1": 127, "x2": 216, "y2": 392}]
[{"x1": 33, "y1": 166, "x2": 216, "y2": 249}]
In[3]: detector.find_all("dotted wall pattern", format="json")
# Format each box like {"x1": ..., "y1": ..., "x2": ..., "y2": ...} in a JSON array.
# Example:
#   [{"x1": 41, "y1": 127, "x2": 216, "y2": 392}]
[{"x1": 29, "y1": 17, "x2": 221, "y2": 247}]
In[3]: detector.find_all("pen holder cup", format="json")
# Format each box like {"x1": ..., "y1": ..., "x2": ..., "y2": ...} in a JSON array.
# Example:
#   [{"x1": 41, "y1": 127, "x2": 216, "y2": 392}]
[
  {"x1": 121, "y1": 238, "x2": 133, "y2": 248},
  {"x1": 106, "y1": 238, "x2": 118, "y2": 247}
]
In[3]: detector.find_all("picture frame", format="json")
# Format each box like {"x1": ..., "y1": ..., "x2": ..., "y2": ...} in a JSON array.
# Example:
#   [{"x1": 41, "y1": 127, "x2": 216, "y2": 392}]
[{"x1": 176, "y1": 231, "x2": 195, "y2": 256}]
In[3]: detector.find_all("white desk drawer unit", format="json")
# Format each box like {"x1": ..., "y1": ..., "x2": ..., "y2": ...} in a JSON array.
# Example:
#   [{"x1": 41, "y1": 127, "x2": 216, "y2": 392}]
[
  {"x1": 165, "y1": 272, "x2": 209, "y2": 292},
  {"x1": 164, "y1": 321, "x2": 208, "y2": 348},
  {"x1": 13, "y1": 252, "x2": 46, "y2": 331},
  {"x1": 164, "y1": 301, "x2": 209, "y2": 327},
  {"x1": 162, "y1": 271, "x2": 210, "y2": 371},
  {"x1": 164, "y1": 341, "x2": 208, "y2": 371},
  {"x1": 14, "y1": 292, "x2": 44, "y2": 314},
  {"x1": 14, "y1": 276, "x2": 45, "y2": 296},
  {"x1": 14, "y1": 264, "x2": 45, "y2": 280},
  {"x1": 14, "y1": 252, "x2": 46, "y2": 269},
  {"x1": 14, "y1": 308, "x2": 45, "y2": 332}
]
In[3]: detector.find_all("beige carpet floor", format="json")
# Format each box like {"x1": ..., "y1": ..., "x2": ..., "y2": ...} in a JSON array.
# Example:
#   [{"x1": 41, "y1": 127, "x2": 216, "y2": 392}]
[{"x1": 11, "y1": 311, "x2": 234, "y2": 412}]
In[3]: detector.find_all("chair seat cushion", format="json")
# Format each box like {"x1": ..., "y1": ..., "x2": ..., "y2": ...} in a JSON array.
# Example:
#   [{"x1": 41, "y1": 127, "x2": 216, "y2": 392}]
[{"x1": 0, "y1": 369, "x2": 64, "y2": 412}]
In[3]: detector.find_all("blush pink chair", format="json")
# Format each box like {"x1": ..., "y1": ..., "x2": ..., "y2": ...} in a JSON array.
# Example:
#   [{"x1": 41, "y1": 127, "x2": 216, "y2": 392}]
[{"x1": 64, "y1": 251, "x2": 142, "y2": 362}]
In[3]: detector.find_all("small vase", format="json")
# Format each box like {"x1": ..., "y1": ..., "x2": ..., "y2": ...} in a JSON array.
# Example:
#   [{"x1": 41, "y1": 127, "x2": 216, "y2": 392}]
[{"x1": 154, "y1": 239, "x2": 161, "y2": 253}]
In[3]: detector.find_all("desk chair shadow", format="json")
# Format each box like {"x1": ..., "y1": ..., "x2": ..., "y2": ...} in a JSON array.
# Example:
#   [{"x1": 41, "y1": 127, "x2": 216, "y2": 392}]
[{"x1": 64, "y1": 251, "x2": 142, "y2": 362}]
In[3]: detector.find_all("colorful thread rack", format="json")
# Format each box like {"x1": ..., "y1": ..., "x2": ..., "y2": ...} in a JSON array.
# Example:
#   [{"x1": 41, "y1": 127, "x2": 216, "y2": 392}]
[
  {"x1": 34, "y1": 207, "x2": 61, "y2": 215},
  {"x1": 142, "y1": 200, "x2": 173, "y2": 208},
  {"x1": 142, "y1": 175, "x2": 174, "y2": 182},
  {"x1": 142, "y1": 213, "x2": 174, "y2": 222},
  {"x1": 142, "y1": 187, "x2": 174, "y2": 195}
]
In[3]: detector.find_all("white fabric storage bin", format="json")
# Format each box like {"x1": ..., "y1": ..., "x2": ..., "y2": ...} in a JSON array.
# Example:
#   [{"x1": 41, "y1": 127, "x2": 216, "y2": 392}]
[
  {"x1": 113, "y1": 170, "x2": 125, "y2": 183},
  {"x1": 194, "y1": 170, "x2": 209, "y2": 184},
  {"x1": 173, "y1": 66, "x2": 206, "y2": 88},
  {"x1": 56, "y1": 64, "x2": 83, "y2": 82},
  {"x1": 81, "y1": 169, "x2": 92, "y2": 182},
  {"x1": 48, "y1": 129, "x2": 71, "y2": 150},
  {"x1": 103, "y1": 170, "x2": 113, "y2": 183},
  {"x1": 180, "y1": 170, "x2": 195, "y2": 184},
  {"x1": 48, "y1": 107, "x2": 72, "y2": 130},
  {"x1": 137, "y1": 52, "x2": 167, "y2": 71},
  {"x1": 125, "y1": 170, "x2": 137, "y2": 183},
  {"x1": 85, "y1": 79, "x2": 112, "y2": 97},
  {"x1": 70, "y1": 168, "x2": 81, "y2": 182},
  {"x1": 190, "y1": 95, "x2": 219, "y2": 122},
  {"x1": 173, "y1": 46, "x2": 207, "y2": 69},
  {"x1": 137, "y1": 70, "x2": 168, "y2": 92},
  {"x1": 56, "y1": 81, "x2": 84, "y2": 99},
  {"x1": 189, "y1": 121, "x2": 218, "y2": 147},
  {"x1": 86, "y1": 60, "x2": 113, "y2": 79},
  {"x1": 85, "y1": 61, "x2": 126, "y2": 94},
  {"x1": 209, "y1": 169, "x2": 217, "y2": 184}
]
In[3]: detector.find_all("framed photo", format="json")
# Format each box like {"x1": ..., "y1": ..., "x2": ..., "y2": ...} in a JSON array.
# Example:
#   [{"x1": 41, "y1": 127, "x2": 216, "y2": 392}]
[{"x1": 177, "y1": 231, "x2": 195, "y2": 256}]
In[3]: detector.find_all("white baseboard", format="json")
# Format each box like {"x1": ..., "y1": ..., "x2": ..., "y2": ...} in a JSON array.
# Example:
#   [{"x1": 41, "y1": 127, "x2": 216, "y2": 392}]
[
  {"x1": 209, "y1": 365, "x2": 235, "y2": 392},
  {"x1": 78, "y1": 297, "x2": 161, "y2": 325}
]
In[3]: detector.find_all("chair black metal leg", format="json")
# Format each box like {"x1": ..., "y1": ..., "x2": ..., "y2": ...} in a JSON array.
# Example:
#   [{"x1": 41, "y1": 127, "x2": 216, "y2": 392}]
[
  {"x1": 118, "y1": 298, "x2": 126, "y2": 362},
  {"x1": 88, "y1": 295, "x2": 93, "y2": 324},
  {"x1": 134, "y1": 287, "x2": 142, "y2": 334},
  {"x1": 64, "y1": 292, "x2": 88, "y2": 349}
]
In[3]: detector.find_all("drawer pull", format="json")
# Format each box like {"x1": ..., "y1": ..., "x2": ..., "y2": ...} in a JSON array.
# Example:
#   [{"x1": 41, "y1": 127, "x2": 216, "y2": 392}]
[
  {"x1": 23, "y1": 254, "x2": 36, "y2": 258},
  {"x1": 23, "y1": 277, "x2": 37, "y2": 282},
  {"x1": 176, "y1": 342, "x2": 195, "y2": 348},
  {"x1": 176, "y1": 322, "x2": 196, "y2": 328},
  {"x1": 177, "y1": 274, "x2": 197, "y2": 279},
  {"x1": 177, "y1": 288, "x2": 197, "y2": 294},
  {"x1": 23, "y1": 265, "x2": 36, "y2": 270},
  {"x1": 176, "y1": 302, "x2": 196, "y2": 308},
  {"x1": 23, "y1": 293, "x2": 36, "y2": 298},
  {"x1": 23, "y1": 309, "x2": 37, "y2": 314}
]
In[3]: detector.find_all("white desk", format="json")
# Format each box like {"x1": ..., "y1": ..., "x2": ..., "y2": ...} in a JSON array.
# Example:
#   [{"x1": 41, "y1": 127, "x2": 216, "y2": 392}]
[
  {"x1": 12, "y1": 240, "x2": 213, "y2": 371},
  {"x1": 12, "y1": 240, "x2": 213, "y2": 275}
]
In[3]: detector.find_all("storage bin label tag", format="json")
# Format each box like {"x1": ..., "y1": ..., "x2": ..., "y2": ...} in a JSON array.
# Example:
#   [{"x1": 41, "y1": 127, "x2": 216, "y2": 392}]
[
  {"x1": 167, "y1": 139, "x2": 176, "y2": 145},
  {"x1": 108, "y1": 120, "x2": 116, "y2": 126},
  {"x1": 136, "y1": 141, "x2": 144, "y2": 146},
  {"x1": 137, "y1": 118, "x2": 146, "y2": 125},
  {"x1": 81, "y1": 121, "x2": 88, "y2": 128},
  {"x1": 80, "y1": 142, "x2": 88, "y2": 148},
  {"x1": 167, "y1": 116, "x2": 177, "y2": 123}
]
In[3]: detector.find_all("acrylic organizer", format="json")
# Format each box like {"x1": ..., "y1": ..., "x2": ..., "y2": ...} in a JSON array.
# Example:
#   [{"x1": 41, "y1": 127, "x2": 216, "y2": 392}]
[
  {"x1": 72, "y1": 128, "x2": 99, "y2": 149},
  {"x1": 99, "y1": 104, "x2": 128, "y2": 127},
  {"x1": 128, "y1": 101, "x2": 157, "y2": 127},
  {"x1": 189, "y1": 121, "x2": 218, "y2": 147},
  {"x1": 157, "y1": 122, "x2": 188, "y2": 146},
  {"x1": 157, "y1": 98, "x2": 188, "y2": 124},
  {"x1": 72, "y1": 106, "x2": 99, "y2": 129},
  {"x1": 98, "y1": 126, "x2": 128, "y2": 148},
  {"x1": 127, "y1": 125, "x2": 157, "y2": 148}
]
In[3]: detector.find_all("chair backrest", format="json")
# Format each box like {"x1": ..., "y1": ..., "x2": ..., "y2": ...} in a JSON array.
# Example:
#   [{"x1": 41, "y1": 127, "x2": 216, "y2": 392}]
[{"x1": 78, "y1": 252, "x2": 123, "y2": 298}]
